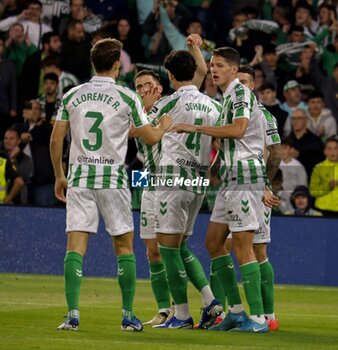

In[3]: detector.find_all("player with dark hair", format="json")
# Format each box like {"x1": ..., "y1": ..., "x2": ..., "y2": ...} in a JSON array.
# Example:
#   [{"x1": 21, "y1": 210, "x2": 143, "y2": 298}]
[
  {"x1": 50, "y1": 38, "x2": 172, "y2": 332},
  {"x1": 131, "y1": 34, "x2": 219, "y2": 328},
  {"x1": 138, "y1": 46, "x2": 224, "y2": 330},
  {"x1": 172, "y1": 47, "x2": 280, "y2": 333}
]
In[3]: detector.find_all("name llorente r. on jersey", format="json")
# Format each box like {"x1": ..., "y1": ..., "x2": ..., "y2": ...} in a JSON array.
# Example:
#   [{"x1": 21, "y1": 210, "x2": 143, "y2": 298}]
[{"x1": 56, "y1": 76, "x2": 149, "y2": 189}]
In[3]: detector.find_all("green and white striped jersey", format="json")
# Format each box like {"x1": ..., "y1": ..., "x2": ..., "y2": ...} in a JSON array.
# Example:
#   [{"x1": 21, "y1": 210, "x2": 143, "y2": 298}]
[
  {"x1": 217, "y1": 78, "x2": 268, "y2": 186},
  {"x1": 135, "y1": 109, "x2": 161, "y2": 192},
  {"x1": 259, "y1": 103, "x2": 281, "y2": 147},
  {"x1": 135, "y1": 114, "x2": 161, "y2": 175},
  {"x1": 56, "y1": 76, "x2": 149, "y2": 189},
  {"x1": 148, "y1": 85, "x2": 222, "y2": 194}
]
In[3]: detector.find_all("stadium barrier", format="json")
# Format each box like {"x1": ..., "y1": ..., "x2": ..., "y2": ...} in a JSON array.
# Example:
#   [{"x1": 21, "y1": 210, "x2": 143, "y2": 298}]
[{"x1": 1, "y1": 206, "x2": 337, "y2": 286}]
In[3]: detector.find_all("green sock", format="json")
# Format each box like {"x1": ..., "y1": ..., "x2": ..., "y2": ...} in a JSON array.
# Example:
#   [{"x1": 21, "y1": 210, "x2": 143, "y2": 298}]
[
  {"x1": 117, "y1": 254, "x2": 136, "y2": 318},
  {"x1": 64, "y1": 251, "x2": 83, "y2": 311},
  {"x1": 259, "y1": 260, "x2": 275, "y2": 314},
  {"x1": 180, "y1": 240, "x2": 209, "y2": 292},
  {"x1": 149, "y1": 261, "x2": 170, "y2": 310},
  {"x1": 159, "y1": 246, "x2": 188, "y2": 304},
  {"x1": 210, "y1": 263, "x2": 225, "y2": 308},
  {"x1": 240, "y1": 261, "x2": 264, "y2": 316},
  {"x1": 212, "y1": 255, "x2": 242, "y2": 306}
]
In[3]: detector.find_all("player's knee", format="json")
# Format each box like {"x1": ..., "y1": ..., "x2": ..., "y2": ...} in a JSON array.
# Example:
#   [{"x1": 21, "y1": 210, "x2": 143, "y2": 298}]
[
  {"x1": 205, "y1": 238, "x2": 223, "y2": 258},
  {"x1": 147, "y1": 249, "x2": 161, "y2": 263},
  {"x1": 253, "y1": 244, "x2": 267, "y2": 263}
]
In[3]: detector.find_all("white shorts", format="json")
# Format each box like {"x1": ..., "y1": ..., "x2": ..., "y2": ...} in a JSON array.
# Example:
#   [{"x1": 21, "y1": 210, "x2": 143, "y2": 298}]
[
  {"x1": 154, "y1": 189, "x2": 204, "y2": 235},
  {"x1": 228, "y1": 207, "x2": 271, "y2": 244},
  {"x1": 210, "y1": 184, "x2": 265, "y2": 232},
  {"x1": 66, "y1": 187, "x2": 134, "y2": 236},
  {"x1": 140, "y1": 190, "x2": 156, "y2": 240}
]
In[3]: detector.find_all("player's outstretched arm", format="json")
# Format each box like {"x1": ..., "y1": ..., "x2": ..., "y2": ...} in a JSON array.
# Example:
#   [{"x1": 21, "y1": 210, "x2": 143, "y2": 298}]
[
  {"x1": 136, "y1": 114, "x2": 173, "y2": 145},
  {"x1": 50, "y1": 121, "x2": 69, "y2": 203},
  {"x1": 172, "y1": 118, "x2": 248, "y2": 139},
  {"x1": 187, "y1": 34, "x2": 208, "y2": 89}
]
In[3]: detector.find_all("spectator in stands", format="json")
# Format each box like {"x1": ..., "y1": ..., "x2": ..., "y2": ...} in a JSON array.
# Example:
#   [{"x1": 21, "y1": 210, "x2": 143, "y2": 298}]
[
  {"x1": 162, "y1": 11, "x2": 211, "y2": 54},
  {"x1": 39, "y1": 0, "x2": 70, "y2": 29},
  {"x1": 37, "y1": 73, "x2": 60, "y2": 123},
  {"x1": 158, "y1": 5, "x2": 215, "y2": 60},
  {"x1": 142, "y1": 0, "x2": 191, "y2": 64},
  {"x1": 230, "y1": 11, "x2": 271, "y2": 64},
  {"x1": 279, "y1": 137, "x2": 308, "y2": 213},
  {"x1": 202, "y1": 71, "x2": 223, "y2": 103},
  {"x1": 136, "y1": 0, "x2": 153, "y2": 26},
  {"x1": 226, "y1": 9, "x2": 247, "y2": 46},
  {"x1": 294, "y1": 0, "x2": 317, "y2": 39},
  {"x1": 281, "y1": 80, "x2": 308, "y2": 136},
  {"x1": 275, "y1": 25, "x2": 312, "y2": 70},
  {"x1": 181, "y1": 0, "x2": 212, "y2": 38},
  {"x1": 285, "y1": 185, "x2": 322, "y2": 216},
  {"x1": 0, "y1": 151, "x2": 24, "y2": 205},
  {"x1": 21, "y1": 31, "x2": 62, "y2": 101},
  {"x1": 310, "y1": 137, "x2": 338, "y2": 217},
  {"x1": 310, "y1": 53, "x2": 338, "y2": 123},
  {"x1": 258, "y1": 82, "x2": 288, "y2": 137},
  {"x1": 0, "y1": 0, "x2": 23, "y2": 19},
  {"x1": 294, "y1": 46, "x2": 315, "y2": 89},
  {"x1": 3, "y1": 128, "x2": 33, "y2": 204},
  {"x1": 114, "y1": 17, "x2": 144, "y2": 64},
  {"x1": 306, "y1": 91, "x2": 337, "y2": 142},
  {"x1": 60, "y1": 19, "x2": 91, "y2": 82},
  {"x1": 249, "y1": 45, "x2": 277, "y2": 90},
  {"x1": 41, "y1": 54, "x2": 79, "y2": 99},
  {"x1": 321, "y1": 35, "x2": 338, "y2": 79},
  {"x1": 0, "y1": 0, "x2": 52, "y2": 49},
  {"x1": 58, "y1": 0, "x2": 102, "y2": 38},
  {"x1": 289, "y1": 108, "x2": 324, "y2": 177},
  {"x1": 262, "y1": 43, "x2": 291, "y2": 100},
  {"x1": 3, "y1": 22, "x2": 37, "y2": 76},
  {"x1": 85, "y1": 0, "x2": 128, "y2": 24},
  {"x1": 251, "y1": 64, "x2": 266, "y2": 96},
  {"x1": 317, "y1": 3, "x2": 336, "y2": 48},
  {"x1": 0, "y1": 35, "x2": 17, "y2": 139},
  {"x1": 13, "y1": 100, "x2": 55, "y2": 206}
]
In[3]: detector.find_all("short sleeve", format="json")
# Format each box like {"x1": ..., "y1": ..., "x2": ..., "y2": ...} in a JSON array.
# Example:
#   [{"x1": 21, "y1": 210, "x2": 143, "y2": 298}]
[{"x1": 231, "y1": 85, "x2": 251, "y2": 120}]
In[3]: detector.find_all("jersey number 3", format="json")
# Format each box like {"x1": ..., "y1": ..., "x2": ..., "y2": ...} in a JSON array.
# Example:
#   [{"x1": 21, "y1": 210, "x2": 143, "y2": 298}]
[{"x1": 82, "y1": 111, "x2": 103, "y2": 151}]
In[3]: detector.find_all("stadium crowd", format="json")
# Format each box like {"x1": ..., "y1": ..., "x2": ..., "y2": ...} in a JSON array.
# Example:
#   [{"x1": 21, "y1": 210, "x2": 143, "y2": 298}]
[{"x1": 0, "y1": 0, "x2": 337, "y2": 216}]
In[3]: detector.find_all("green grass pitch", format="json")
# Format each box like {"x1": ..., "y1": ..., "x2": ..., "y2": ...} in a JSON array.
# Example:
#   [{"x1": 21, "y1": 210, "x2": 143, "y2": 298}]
[{"x1": 1, "y1": 273, "x2": 338, "y2": 350}]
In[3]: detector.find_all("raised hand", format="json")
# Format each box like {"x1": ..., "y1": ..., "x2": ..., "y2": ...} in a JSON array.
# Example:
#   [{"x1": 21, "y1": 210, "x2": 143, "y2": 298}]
[{"x1": 186, "y1": 33, "x2": 203, "y2": 47}]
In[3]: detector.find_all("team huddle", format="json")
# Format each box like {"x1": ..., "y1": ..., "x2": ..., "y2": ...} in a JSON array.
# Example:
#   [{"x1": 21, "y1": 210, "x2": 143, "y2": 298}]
[{"x1": 50, "y1": 34, "x2": 281, "y2": 334}]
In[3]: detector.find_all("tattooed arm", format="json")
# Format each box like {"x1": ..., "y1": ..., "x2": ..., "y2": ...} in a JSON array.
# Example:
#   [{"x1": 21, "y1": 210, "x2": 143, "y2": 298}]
[{"x1": 266, "y1": 144, "x2": 282, "y2": 185}]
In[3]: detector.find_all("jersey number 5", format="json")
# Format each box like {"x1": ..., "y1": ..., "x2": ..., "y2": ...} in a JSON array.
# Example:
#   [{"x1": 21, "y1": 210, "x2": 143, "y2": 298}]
[
  {"x1": 185, "y1": 118, "x2": 202, "y2": 156},
  {"x1": 82, "y1": 111, "x2": 103, "y2": 151}
]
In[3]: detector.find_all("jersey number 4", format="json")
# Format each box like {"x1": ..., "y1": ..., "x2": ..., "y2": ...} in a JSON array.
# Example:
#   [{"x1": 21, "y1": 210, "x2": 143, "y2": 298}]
[
  {"x1": 82, "y1": 111, "x2": 103, "y2": 151},
  {"x1": 185, "y1": 118, "x2": 202, "y2": 156}
]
